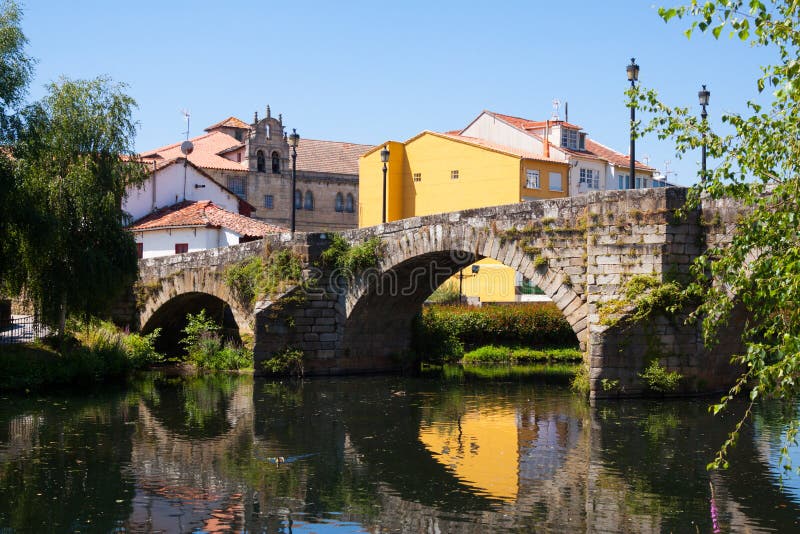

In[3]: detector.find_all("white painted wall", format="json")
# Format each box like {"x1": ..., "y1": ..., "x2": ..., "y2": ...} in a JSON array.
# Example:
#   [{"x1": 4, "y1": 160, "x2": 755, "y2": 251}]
[
  {"x1": 133, "y1": 226, "x2": 243, "y2": 259},
  {"x1": 571, "y1": 158, "x2": 606, "y2": 196},
  {"x1": 461, "y1": 113, "x2": 546, "y2": 156},
  {"x1": 124, "y1": 163, "x2": 242, "y2": 222}
]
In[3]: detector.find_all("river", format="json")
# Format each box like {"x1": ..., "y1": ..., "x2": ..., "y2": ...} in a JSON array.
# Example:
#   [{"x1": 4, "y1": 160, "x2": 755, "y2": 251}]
[{"x1": 0, "y1": 371, "x2": 798, "y2": 533}]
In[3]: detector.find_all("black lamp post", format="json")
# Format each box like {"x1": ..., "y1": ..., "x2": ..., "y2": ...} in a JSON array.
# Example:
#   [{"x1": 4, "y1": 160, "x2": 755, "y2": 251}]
[
  {"x1": 698, "y1": 84, "x2": 710, "y2": 179},
  {"x1": 380, "y1": 145, "x2": 389, "y2": 223},
  {"x1": 626, "y1": 57, "x2": 640, "y2": 189},
  {"x1": 289, "y1": 128, "x2": 299, "y2": 233}
]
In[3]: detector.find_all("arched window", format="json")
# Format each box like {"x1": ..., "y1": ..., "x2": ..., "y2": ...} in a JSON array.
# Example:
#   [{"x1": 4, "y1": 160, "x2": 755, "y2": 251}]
[
  {"x1": 272, "y1": 151, "x2": 280, "y2": 174},
  {"x1": 256, "y1": 150, "x2": 265, "y2": 172},
  {"x1": 345, "y1": 193, "x2": 354, "y2": 213},
  {"x1": 304, "y1": 190, "x2": 314, "y2": 210},
  {"x1": 335, "y1": 192, "x2": 344, "y2": 212},
  {"x1": 294, "y1": 190, "x2": 303, "y2": 210}
]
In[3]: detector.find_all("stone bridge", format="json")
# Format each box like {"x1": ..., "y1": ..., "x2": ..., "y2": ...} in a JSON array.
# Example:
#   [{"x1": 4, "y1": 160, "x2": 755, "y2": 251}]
[{"x1": 122, "y1": 187, "x2": 745, "y2": 398}]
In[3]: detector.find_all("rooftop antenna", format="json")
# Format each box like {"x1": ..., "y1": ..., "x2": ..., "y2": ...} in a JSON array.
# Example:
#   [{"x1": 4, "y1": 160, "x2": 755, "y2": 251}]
[
  {"x1": 179, "y1": 110, "x2": 194, "y2": 202},
  {"x1": 551, "y1": 99, "x2": 560, "y2": 121},
  {"x1": 565, "y1": 101, "x2": 569, "y2": 123},
  {"x1": 180, "y1": 109, "x2": 191, "y2": 140},
  {"x1": 642, "y1": 154, "x2": 650, "y2": 166},
  {"x1": 662, "y1": 160, "x2": 677, "y2": 183}
]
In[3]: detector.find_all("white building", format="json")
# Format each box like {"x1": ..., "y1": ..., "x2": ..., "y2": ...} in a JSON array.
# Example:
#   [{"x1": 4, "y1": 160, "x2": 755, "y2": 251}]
[
  {"x1": 459, "y1": 110, "x2": 657, "y2": 196},
  {"x1": 128, "y1": 200, "x2": 285, "y2": 259},
  {"x1": 124, "y1": 158, "x2": 253, "y2": 223}
]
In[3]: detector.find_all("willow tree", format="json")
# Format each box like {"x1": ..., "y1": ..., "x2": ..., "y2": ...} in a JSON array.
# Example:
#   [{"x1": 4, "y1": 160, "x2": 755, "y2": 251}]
[
  {"x1": 16, "y1": 77, "x2": 146, "y2": 332},
  {"x1": 0, "y1": 0, "x2": 33, "y2": 294},
  {"x1": 638, "y1": 0, "x2": 800, "y2": 469}
]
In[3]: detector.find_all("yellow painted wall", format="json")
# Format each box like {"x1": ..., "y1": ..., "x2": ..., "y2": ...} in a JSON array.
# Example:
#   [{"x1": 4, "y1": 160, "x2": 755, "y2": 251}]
[{"x1": 358, "y1": 132, "x2": 569, "y2": 303}]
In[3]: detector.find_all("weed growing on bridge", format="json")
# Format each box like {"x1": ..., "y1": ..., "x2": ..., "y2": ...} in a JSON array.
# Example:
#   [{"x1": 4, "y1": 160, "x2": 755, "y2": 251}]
[
  {"x1": 319, "y1": 234, "x2": 384, "y2": 275},
  {"x1": 225, "y1": 250, "x2": 303, "y2": 308},
  {"x1": 639, "y1": 360, "x2": 682, "y2": 393},
  {"x1": 598, "y1": 274, "x2": 695, "y2": 328}
]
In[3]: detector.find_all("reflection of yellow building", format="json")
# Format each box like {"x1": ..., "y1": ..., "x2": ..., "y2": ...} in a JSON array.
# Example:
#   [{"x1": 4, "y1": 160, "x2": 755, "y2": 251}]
[
  {"x1": 359, "y1": 131, "x2": 569, "y2": 303},
  {"x1": 419, "y1": 406, "x2": 520, "y2": 501}
]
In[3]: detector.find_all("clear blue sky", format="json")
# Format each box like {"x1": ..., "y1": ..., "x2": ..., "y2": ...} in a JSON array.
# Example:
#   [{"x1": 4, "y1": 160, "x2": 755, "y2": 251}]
[{"x1": 20, "y1": 1, "x2": 773, "y2": 186}]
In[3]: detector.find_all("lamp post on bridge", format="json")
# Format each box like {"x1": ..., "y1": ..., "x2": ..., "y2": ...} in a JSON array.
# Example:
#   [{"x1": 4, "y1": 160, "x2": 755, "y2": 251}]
[
  {"x1": 626, "y1": 57, "x2": 640, "y2": 189},
  {"x1": 381, "y1": 145, "x2": 389, "y2": 224},
  {"x1": 698, "y1": 84, "x2": 710, "y2": 180},
  {"x1": 289, "y1": 129, "x2": 299, "y2": 234}
]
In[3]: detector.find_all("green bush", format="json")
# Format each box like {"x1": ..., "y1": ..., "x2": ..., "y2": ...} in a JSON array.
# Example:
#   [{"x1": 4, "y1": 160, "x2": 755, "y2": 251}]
[
  {"x1": 180, "y1": 310, "x2": 252, "y2": 370},
  {"x1": 413, "y1": 303, "x2": 578, "y2": 363},
  {"x1": 639, "y1": 360, "x2": 682, "y2": 393},
  {"x1": 427, "y1": 282, "x2": 462, "y2": 305},
  {"x1": 462, "y1": 344, "x2": 582, "y2": 364}
]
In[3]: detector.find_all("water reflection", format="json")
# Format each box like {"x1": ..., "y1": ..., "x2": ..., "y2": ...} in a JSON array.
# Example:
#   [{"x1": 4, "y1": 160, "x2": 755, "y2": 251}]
[{"x1": 0, "y1": 374, "x2": 798, "y2": 532}]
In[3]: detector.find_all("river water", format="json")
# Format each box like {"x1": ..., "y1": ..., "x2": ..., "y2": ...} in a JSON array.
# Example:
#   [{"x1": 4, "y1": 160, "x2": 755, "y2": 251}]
[{"x1": 0, "y1": 371, "x2": 798, "y2": 533}]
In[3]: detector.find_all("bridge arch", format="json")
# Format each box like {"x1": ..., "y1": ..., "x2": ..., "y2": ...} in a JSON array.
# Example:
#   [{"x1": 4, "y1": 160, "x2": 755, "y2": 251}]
[
  {"x1": 139, "y1": 269, "x2": 252, "y2": 355},
  {"x1": 338, "y1": 219, "x2": 589, "y2": 362}
]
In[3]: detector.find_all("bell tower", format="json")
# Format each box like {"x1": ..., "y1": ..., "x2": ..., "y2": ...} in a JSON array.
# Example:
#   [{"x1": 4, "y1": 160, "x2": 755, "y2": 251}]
[{"x1": 244, "y1": 105, "x2": 289, "y2": 174}]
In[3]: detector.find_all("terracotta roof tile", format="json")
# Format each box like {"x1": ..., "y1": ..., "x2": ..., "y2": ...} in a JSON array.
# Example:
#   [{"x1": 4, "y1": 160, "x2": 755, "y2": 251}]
[
  {"x1": 295, "y1": 138, "x2": 372, "y2": 175},
  {"x1": 141, "y1": 131, "x2": 248, "y2": 172},
  {"x1": 204, "y1": 116, "x2": 252, "y2": 131},
  {"x1": 491, "y1": 112, "x2": 583, "y2": 132},
  {"x1": 582, "y1": 139, "x2": 654, "y2": 171},
  {"x1": 129, "y1": 200, "x2": 286, "y2": 236}
]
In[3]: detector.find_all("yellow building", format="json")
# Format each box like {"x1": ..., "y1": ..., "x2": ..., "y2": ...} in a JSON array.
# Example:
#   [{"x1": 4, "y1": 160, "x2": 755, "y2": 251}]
[{"x1": 359, "y1": 131, "x2": 569, "y2": 303}]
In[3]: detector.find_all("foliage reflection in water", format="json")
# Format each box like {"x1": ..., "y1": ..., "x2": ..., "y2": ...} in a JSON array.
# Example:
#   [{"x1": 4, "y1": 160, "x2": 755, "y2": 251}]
[{"x1": 0, "y1": 372, "x2": 798, "y2": 532}]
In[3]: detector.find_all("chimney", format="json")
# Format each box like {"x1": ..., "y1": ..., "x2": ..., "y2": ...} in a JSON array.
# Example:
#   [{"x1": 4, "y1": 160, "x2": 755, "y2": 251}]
[{"x1": 543, "y1": 120, "x2": 550, "y2": 158}]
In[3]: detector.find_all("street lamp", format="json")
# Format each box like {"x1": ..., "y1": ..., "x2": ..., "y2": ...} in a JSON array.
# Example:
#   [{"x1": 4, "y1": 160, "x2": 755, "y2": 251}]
[
  {"x1": 698, "y1": 84, "x2": 710, "y2": 180},
  {"x1": 380, "y1": 145, "x2": 389, "y2": 223},
  {"x1": 288, "y1": 128, "x2": 299, "y2": 233},
  {"x1": 626, "y1": 57, "x2": 639, "y2": 190}
]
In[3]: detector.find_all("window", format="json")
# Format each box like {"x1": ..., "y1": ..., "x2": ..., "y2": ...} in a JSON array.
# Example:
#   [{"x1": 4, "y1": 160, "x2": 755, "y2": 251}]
[
  {"x1": 579, "y1": 168, "x2": 600, "y2": 189},
  {"x1": 525, "y1": 169, "x2": 540, "y2": 189},
  {"x1": 256, "y1": 150, "x2": 265, "y2": 172},
  {"x1": 549, "y1": 172, "x2": 563, "y2": 192},
  {"x1": 451, "y1": 170, "x2": 459, "y2": 180},
  {"x1": 265, "y1": 124, "x2": 271, "y2": 138},
  {"x1": 294, "y1": 190, "x2": 303, "y2": 210},
  {"x1": 617, "y1": 174, "x2": 631, "y2": 189},
  {"x1": 335, "y1": 192, "x2": 344, "y2": 212},
  {"x1": 264, "y1": 194, "x2": 274, "y2": 209},
  {"x1": 236, "y1": 152, "x2": 241, "y2": 163},
  {"x1": 561, "y1": 128, "x2": 579, "y2": 149},
  {"x1": 413, "y1": 173, "x2": 422, "y2": 182},
  {"x1": 227, "y1": 176, "x2": 246, "y2": 198},
  {"x1": 272, "y1": 151, "x2": 280, "y2": 174},
  {"x1": 175, "y1": 243, "x2": 188, "y2": 254},
  {"x1": 304, "y1": 190, "x2": 314, "y2": 210},
  {"x1": 136, "y1": 242, "x2": 143, "y2": 259},
  {"x1": 345, "y1": 193, "x2": 354, "y2": 213}
]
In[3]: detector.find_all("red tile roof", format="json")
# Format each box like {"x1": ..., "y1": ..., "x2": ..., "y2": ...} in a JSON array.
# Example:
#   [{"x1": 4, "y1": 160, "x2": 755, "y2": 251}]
[
  {"x1": 482, "y1": 110, "x2": 654, "y2": 172},
  {"x1": 205, "y1": 116, "x2": 251, "y2": 131},
  {"x1": 490, "y1": 112, "x2": 583, "y2": 132},
  {"x1": 129, "y1": 200, "x2": 286, "y2": 236},
  {"x1": 295, "y1": 138, "x2": 372, "y2": 175},
  {"x1": 141, "y1": 131, "x2": 248, "y2": 172}
]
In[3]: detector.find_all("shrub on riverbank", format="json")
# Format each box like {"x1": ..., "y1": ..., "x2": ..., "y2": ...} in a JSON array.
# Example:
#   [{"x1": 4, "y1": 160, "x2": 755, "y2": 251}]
[
  {"x1": 412, "y1": 303, "x2": 578, "y2": 363},
  {"x1": 462, "y1": 345, "x2": 582, "y2": 365},
  {"x1": 180, "y1": 310, "x2": 251, "y2": 370},
  {"x1": 0, "y1": 319, "x2": 163, "y2": 390}
]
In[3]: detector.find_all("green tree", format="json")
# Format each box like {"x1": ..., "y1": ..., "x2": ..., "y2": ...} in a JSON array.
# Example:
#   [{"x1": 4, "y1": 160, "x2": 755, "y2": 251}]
[
  {"x1": 0, "y1": 0, "x2": 34, "y2": 294},
  {"x1": 642, "y1": 1, "x2": 800, "y2": 469},
  {"x1": 16, "y1": 77, "x2": 146, "y2": 332}
]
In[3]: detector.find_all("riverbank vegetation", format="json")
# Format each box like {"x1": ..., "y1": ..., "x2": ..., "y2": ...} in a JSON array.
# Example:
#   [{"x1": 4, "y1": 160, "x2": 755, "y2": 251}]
[
  {"x1": 0, "y1": 319, "x2": 162, "y2": 391},
  {"x1": 179, "y1": 310, "x2": 251, "y2": 371},
  {"x1": 413, "y1": 303, "x2": 579, "y2": 365}
]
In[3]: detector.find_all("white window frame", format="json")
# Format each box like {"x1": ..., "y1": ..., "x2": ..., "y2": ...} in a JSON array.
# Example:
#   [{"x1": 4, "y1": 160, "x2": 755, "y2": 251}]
[
  {"x1": 549, "y1": 172, "x2": 563, "y2": 192},
  {"x1": 525, "y1": 169, "x2": 540, "y2": 189}
]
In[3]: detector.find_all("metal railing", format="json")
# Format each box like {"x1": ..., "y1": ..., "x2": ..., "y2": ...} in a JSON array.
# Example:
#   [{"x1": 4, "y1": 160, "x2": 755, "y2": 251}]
[{"x1": 0, "y1": 315, "x2": 48, "y2": 344}]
